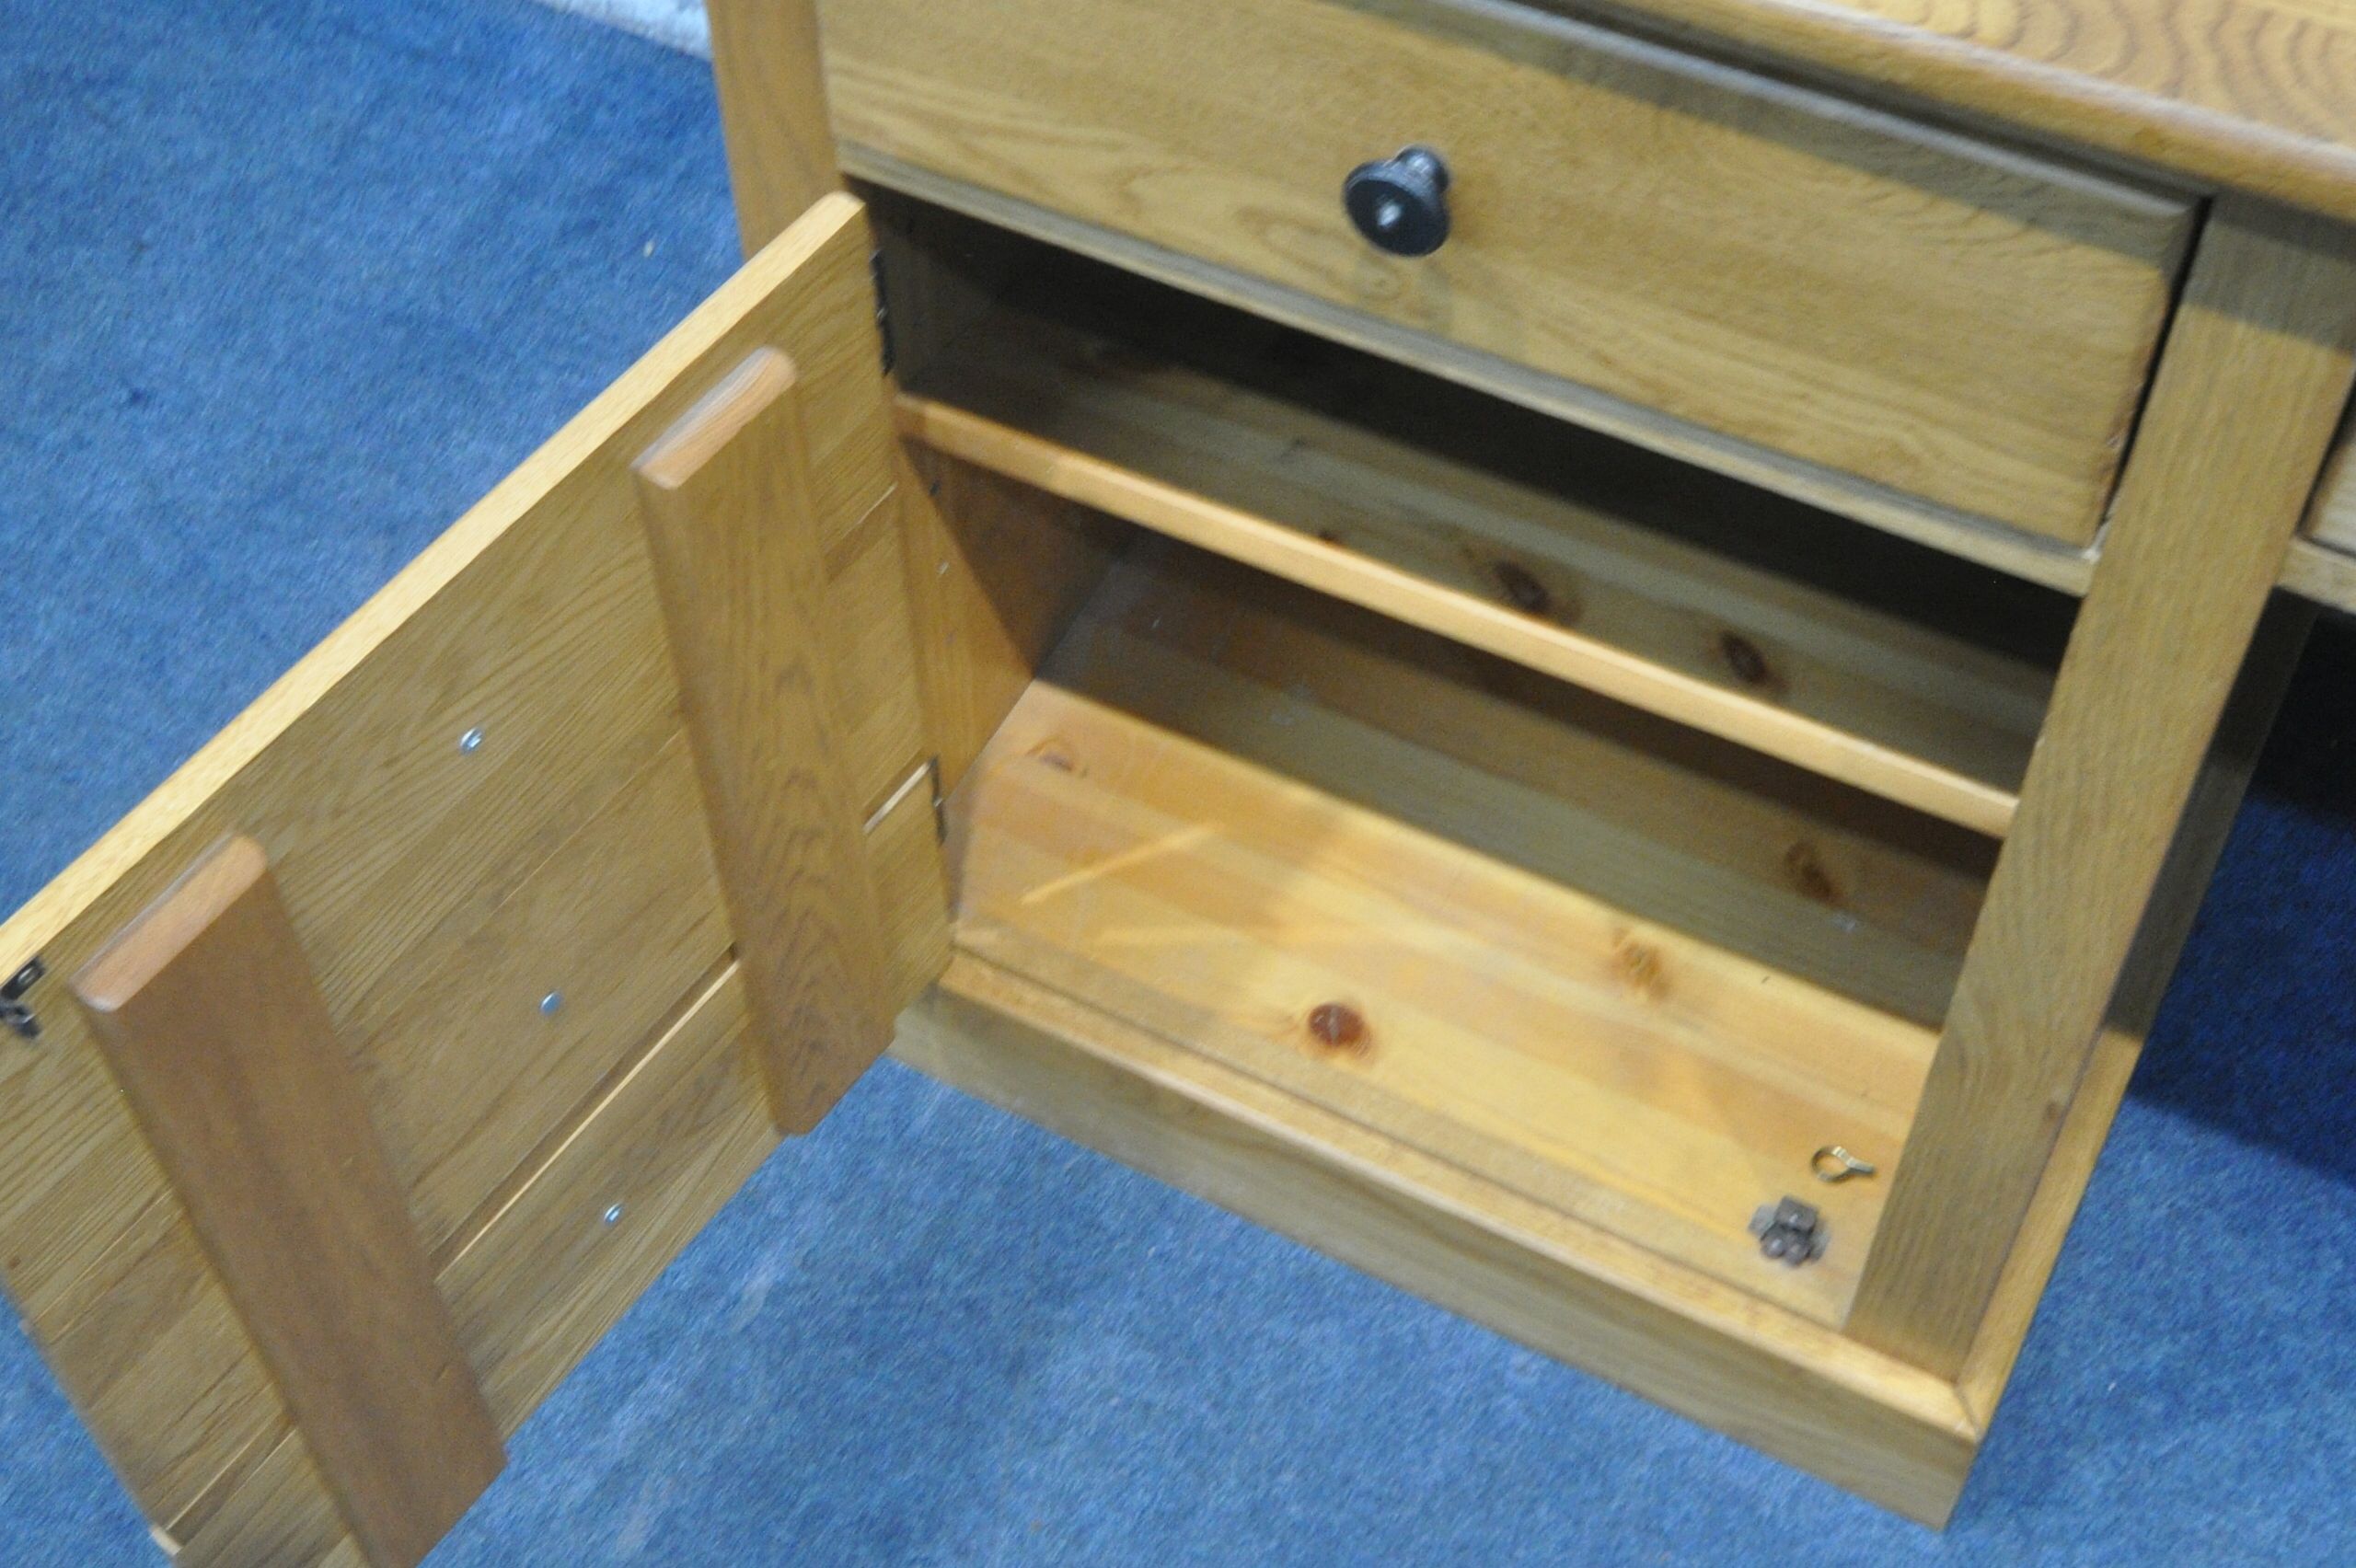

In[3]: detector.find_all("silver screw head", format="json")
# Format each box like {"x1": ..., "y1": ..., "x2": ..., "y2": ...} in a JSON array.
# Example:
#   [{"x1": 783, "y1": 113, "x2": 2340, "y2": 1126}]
[
  {"x1": 602, "y1": 1204, "x2": 624, "y2": 1226},
  {"x1": 539, "y1": 991, "x2": 562, "y2": 1017},
  {"x1": 458, "y1": 727, "x2": 485, "y2": 754}
]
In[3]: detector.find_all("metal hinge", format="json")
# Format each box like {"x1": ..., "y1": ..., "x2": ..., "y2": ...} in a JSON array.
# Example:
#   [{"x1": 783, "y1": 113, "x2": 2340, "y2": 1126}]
[
  {"x1": 2, "y1": 957, "x2": 48, "y2": 1042},
  {"x1": 870, "y1": 248, "x2": 895, "y2": 375},
  {"x1": 864, "y1": 756, "x2": 945, "y2": 844}
]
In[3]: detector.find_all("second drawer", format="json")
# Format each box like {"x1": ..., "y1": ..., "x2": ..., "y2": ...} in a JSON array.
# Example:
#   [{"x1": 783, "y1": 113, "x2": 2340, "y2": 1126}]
[{"x1": 821, "y1": 0, "x2": 2194, "y2": 547}]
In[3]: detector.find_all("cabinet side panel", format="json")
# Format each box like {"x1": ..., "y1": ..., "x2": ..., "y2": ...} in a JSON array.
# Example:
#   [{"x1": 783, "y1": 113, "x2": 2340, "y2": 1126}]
[{"x1": 1850, "y1": 202, "x2": 2356, "y2": 1375}]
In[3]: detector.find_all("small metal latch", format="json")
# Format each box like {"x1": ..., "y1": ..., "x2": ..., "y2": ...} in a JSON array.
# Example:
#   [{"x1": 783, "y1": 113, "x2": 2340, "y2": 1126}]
[
  {"x1": 1750, "y1": 1195, "x2": 1827, "y2": 1267},
  {"x1": 870, "y1": 249, "x2": 895, "y2": 375},
  {"x1": 1811, "y1": 1145, "x2": 1877, "y2": 1183},
  {"x1": 864, "y1": 756, "x2": 946, "y2": 844},
  {"x1": 2, "y1": 957, "x2": 47, "y2": 1041}
]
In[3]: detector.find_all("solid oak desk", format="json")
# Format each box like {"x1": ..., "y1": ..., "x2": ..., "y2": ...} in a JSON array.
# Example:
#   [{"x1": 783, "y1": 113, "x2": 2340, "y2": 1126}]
[{"x1": 6, "y1": 0, "x2": 2356, "y2": 1561}]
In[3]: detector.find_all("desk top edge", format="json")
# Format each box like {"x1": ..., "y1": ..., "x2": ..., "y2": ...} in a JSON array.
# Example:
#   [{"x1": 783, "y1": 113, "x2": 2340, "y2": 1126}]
[{"x1": 1504, "y1": 0, "x2": 2356, "y2": 221}]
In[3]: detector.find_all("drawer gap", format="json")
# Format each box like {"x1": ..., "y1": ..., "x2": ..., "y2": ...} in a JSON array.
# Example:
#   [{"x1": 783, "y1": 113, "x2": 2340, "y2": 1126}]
[{"x1": 889, "y1": 206, "x2": 2073, "y2": 840}]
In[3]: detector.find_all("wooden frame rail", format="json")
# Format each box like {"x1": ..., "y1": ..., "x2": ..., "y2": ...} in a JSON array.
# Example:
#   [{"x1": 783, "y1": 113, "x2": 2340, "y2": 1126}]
[
  {"x1": 72, "y1": 837, "x2": 504, "y2": 1568},
  {"x1": 634, "y1": 347, "x2": 901, "y2": 1134},
  {"x1": 899, "y1": 390, "x2": 2033, "y2": 836},
  {"x1": 1848, "y1": 199, "x2": 2356, "y2": 1376}
]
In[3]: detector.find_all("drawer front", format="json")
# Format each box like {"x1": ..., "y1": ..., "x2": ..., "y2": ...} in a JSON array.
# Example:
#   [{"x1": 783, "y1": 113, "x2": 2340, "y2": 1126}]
[{"x1": 821, "y1": 0, "x2": 2195, "y2": 546}]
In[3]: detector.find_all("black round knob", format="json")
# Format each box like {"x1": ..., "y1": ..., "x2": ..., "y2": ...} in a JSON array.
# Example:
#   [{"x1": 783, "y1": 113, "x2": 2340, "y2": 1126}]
[{"x1": 1344, "y1": 145, "x2": 1451, "y2": 258}]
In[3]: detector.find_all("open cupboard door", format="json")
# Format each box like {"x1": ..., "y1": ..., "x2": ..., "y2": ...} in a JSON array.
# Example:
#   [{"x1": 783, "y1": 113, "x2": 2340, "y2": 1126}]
[{"x1": 0, "y1": 193, "x2": 949, "y2": 1567}]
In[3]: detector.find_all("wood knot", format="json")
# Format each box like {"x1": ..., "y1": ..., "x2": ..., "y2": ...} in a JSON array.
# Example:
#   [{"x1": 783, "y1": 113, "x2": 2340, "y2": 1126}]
[
  {"x1": 1716, "y1": 630, "x2": 1779, "y2": 692},
  {"x1": 1492, "y1": 559, "x2": 1553, "y2": 617},
  {"x1": 1305, "y1": 1001, "x2": 1371, "y2": 1058},
  {"x1": 1029, "y1": 740, "x2": 1079, "y2": 774},
  {"x1": 1611, "y1": 933, "x2": 1669, "y2": 1001},
  {"x1": 1783, "y1": 841, "x2": 1842, "y2": 905}
]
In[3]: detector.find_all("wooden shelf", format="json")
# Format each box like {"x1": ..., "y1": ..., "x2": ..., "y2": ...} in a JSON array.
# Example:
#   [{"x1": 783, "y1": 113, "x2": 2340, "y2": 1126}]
[
  {"x1": 943, "y1": 549, "x2": 1979, "y2": 1320},
  {"x1": 899, "y1": 305, "x2": 2059, "y2": 839},
  {"x1": 895, "y1": 951, "x2": 1984, "y2": 1524}
]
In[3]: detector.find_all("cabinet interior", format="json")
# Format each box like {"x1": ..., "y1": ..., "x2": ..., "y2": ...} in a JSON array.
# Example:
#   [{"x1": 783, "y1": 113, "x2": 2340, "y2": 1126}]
[{"x1": 872, "y1": 188, "x2": 2075, "y2": 1320}]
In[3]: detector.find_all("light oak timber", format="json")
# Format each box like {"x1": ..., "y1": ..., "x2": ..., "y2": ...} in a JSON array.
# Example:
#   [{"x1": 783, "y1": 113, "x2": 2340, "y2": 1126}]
[
  {"x1": 845, "y1": 150, "x2": 2108, "y2": 596},
  {"x1": 0, "y1": 194, "x2": 912, "y2": 1536},
  {"x1": 635, "y1": 347, "x2": 923, "y2": 1132},
  {"x1": 896, "y1": 447, "x2": 1123, "y2": 796},
  {"x1": 1847, "y1": 201, "x2": 2356, "y2": 1376},
  {"x1": 949, "y1": 681, "x2": 1934, "y2": 1321},
  {"x1": 73, "y1": 837, "x2": 503, "y2": 1568},
  {"x1": 707, "y1": 0, "x2": 838, "y2": 254},
  {"x1": 866, "y1": 757, "x2": 957, "y2": 1008},
  {"x1": 443, "y1": 967, "x2": 773, "y2": 1436},
  {"x1": 895, "y1": 954, "x2": 1981, "y2": 1526},
  {"x1": 48, "y1": 732, "x2": 726, "y2": 1530},
  {"x1": 1045, "y1": 548, "x2": 1992, "y2": 1028},
  {"x1": 898, "y1": 309, "x2": 2050, "y2": 836},
  {"x1": 825, "y1": 496, "x2": 933, "y2": 823},
  {"x1": 177, "y1": 963, "x2": 773, "y2": 1568},
  {"x1": 1953, "y1": 598, "x2": 2315, "y2": 1430},
  {"x1": 1508, "y1": 0, "x2": 2356, "y2": 223},
  {"x1": 73, "y1": 741, "x2": 939, "y2": 1559},
  {"x1": 822, "y1": 0, "x2": 2194, "y2": 544},
  {"x1": 943, "y1": 548, "x2": 1986, "y2": 1312},
  {"x1": 169, "y1": 777, "x2": 947, "y2": 1559},
  {"x1": 867, "y1": 186, "x2": 2086, "y2": 656},
  {"x1": 360, "y1": 732, "x2": 725, "y2": 1250}
]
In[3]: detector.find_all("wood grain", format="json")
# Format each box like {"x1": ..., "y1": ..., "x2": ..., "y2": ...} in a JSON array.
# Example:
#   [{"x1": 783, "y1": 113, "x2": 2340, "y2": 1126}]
[
  {"x1": 897, "y1": 953, "x2": 1981, "y2": 1526},
  {"x1": 947, "y1": 552, "x2": 1958, "y2": 1319},
  {"x1": 897, "y1": 445, "x2": 1127, "y2": 793},
  {"x1": 1055, "y1": 547, "x2": 1994, "y2": 1026},
  {"x1": 635, "y1": 348, "x2": 909, "y2": 1133},
  {"x1": 1952, "y1": 598, "x2": 2313, "y2": 1431},
  {"x1": 1508, "y1": 0, "x2": 2356, "y2": 222},
  {"x1": 74, "y1": 837, "x2": 502, "y2": 1568},
  {"x1": 1848, "y1": 200, "x2": 2356, "y2": 1376},
  {"x1": 48, "y1": 732, "x2": 726, "y2": 1530},
  {"x1": 0, "y1": 194, "x2": 912, "y2": 1540},
  {"x1": 177, "y1": 963, "x2": 770, "y2": 1568},
  {"x1": 439, "y1": 967, "x2": 775, "y2": 1429},
  {"x1": 822, "y1": 0, "x2": 2193, "y2": 543},
  {"x1": 707, "y1": 0, "x2": 838, "y2": 254},
  {"x1": 899, "y1": 302, "x2": 2055, "y2": 835}
]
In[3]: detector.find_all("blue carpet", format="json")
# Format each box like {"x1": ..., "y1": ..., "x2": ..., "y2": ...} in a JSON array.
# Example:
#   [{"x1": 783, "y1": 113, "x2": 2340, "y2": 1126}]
[{"x1": 5, "y1": 1, "x2": 2354, "y2": 1562}]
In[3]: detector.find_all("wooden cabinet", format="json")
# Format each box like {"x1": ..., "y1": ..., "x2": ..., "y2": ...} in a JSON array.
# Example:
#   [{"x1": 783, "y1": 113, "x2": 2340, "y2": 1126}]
[{"x1": 6, "y1": 0, "x2": 2356, "y2": 1561}]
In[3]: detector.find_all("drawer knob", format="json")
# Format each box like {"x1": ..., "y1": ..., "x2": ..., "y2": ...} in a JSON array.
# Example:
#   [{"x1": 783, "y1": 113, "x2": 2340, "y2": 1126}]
[{"x1": 1344, "y1": 145, "x2": 1451, "y2": 257}]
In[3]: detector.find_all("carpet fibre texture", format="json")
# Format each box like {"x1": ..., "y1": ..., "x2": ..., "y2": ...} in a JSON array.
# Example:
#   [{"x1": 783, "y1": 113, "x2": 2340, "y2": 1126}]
[{"x1": 6, "y1": 1, "x2": 2356, "y2": 1562}]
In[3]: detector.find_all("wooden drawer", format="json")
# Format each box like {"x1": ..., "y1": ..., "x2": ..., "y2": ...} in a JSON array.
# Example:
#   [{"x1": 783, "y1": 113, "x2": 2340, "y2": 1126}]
[{"x1": 818, "y1": 0, "x2": 2196, "y2": 548}]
